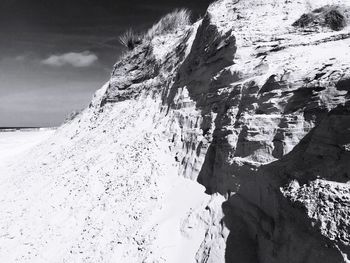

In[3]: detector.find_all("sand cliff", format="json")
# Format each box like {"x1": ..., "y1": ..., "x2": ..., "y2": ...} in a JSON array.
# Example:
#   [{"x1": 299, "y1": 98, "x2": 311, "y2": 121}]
[{"x1": 1, "y1": 0, "x2": 350, "y2": 262}]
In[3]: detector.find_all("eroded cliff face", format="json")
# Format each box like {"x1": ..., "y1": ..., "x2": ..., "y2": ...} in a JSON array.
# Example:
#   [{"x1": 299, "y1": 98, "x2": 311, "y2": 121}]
[
  {"x1": 82, "y1": 0, "x2": 350, "y2": 261},
  {"x1": 99, "y1": 0, "x2": 350, "y2": 261},
  {"x1": 1, "y1": 0, "x2": 350, "y2": 262},
  {"x1": 97, "y1": 0, "x2": 350, "y2": 260}
]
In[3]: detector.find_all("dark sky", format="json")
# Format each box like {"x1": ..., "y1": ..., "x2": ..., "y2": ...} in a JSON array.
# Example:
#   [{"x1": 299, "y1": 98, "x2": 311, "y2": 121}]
[{"x1": 0, "y1": 0, "x2": 212, "y2": 127}]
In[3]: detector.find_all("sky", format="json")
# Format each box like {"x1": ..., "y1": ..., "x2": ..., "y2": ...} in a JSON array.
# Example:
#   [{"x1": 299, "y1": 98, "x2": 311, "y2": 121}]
[{"x1": 0, "y1": 0, "x2": 212, "y2": 127}]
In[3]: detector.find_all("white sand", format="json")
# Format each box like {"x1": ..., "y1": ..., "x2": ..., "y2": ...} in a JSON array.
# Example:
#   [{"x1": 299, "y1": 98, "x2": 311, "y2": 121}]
[
  {"x1": 0, "y1": 130, "x2": 55, "y2": 164},
  {"x1": 0, "y1": 109, "x2": 210, "y2": 262}
]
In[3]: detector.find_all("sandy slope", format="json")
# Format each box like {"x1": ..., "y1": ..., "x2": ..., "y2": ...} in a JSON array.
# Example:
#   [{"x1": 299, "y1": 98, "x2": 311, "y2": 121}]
[
  {"x1": 0, "y1": 130, "x2": 55, "y2": 164},
  {"x1": 0, "y1": 93, "x2": 212, "y2": 262}
]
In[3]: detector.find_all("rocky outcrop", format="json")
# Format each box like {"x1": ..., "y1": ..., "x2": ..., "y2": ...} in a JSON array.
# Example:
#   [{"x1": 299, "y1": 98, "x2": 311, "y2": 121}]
[{"x1": 98, "y1": 0, "x2": 350, "y2": 261}]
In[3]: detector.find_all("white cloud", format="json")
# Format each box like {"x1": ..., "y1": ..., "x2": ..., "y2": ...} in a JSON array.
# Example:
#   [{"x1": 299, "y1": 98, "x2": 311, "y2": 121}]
[
  {"x1": 42, "y1": 51, "x2": 98, "y2": 67},
  {"x1": 15, "y1": 55, "x2": 27, "y2": 61}
]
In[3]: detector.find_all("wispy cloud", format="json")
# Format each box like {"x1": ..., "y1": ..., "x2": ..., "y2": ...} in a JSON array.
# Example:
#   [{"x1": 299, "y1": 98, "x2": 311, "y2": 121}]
[{"x1": 42, "y1": 51, "x2": 98, "y2": 67}]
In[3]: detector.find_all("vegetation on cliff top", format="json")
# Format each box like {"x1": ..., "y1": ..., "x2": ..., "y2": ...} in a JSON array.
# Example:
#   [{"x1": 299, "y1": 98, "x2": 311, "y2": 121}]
[
  {"x1": 293, "y1": 5, "x2": 347, "y2": 31},
  {"x1": 119, "y1": 8, "x2": 191, "y2": 50}
]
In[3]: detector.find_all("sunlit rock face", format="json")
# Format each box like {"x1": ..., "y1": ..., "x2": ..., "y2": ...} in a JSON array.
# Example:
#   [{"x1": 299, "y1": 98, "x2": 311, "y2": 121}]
[
  {"x1": 1, "y1": 0, "x2": 350, "y2": 262},
  {"x1": 99, "y1": 0, "x2": 350, "y2": 261}
]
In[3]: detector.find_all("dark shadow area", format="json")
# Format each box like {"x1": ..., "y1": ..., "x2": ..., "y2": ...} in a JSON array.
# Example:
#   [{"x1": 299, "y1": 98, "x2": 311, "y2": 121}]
[
  {"x1": 157, "y1": 3, "x2": 350, "y2": 261},
  {"x1": 283, "y1": 86, "x2": 326, "y2": 114},
  {"x1": 222, "y1": 196, "x2": 259, "y2": 263},
  {"x1": 220, "y1": 102, "x2": 350, "y2": 262}
]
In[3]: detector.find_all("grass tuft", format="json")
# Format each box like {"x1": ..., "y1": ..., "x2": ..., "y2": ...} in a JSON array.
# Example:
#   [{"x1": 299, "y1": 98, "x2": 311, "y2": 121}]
[
  {"x1": 292, "y1": 13, "x2": 315, "y2": 27},
  {"x1": 293, "y1": 5, "x2": 347, "y2": 31},
  {"x1": 64, "y1": 110, "x2": 81, "y2": 123},
  {"x1": 145, "y1": 9, "x2": 191, "y2": 40},
  {"x1": 118, "y1": 9, "x2": 192, "y2": 51},
  {"x1": 119, "y1": 29, "x2": 142, "y2": 50},
  {"x1": 324, "y1": 9, "x2": 346, "y2": 31}
]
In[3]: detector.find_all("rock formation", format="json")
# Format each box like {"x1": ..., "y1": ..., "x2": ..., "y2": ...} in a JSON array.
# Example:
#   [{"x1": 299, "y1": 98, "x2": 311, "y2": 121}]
[{"x1": 1, "y1": 0, "x2": 350, "y2": 262}]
